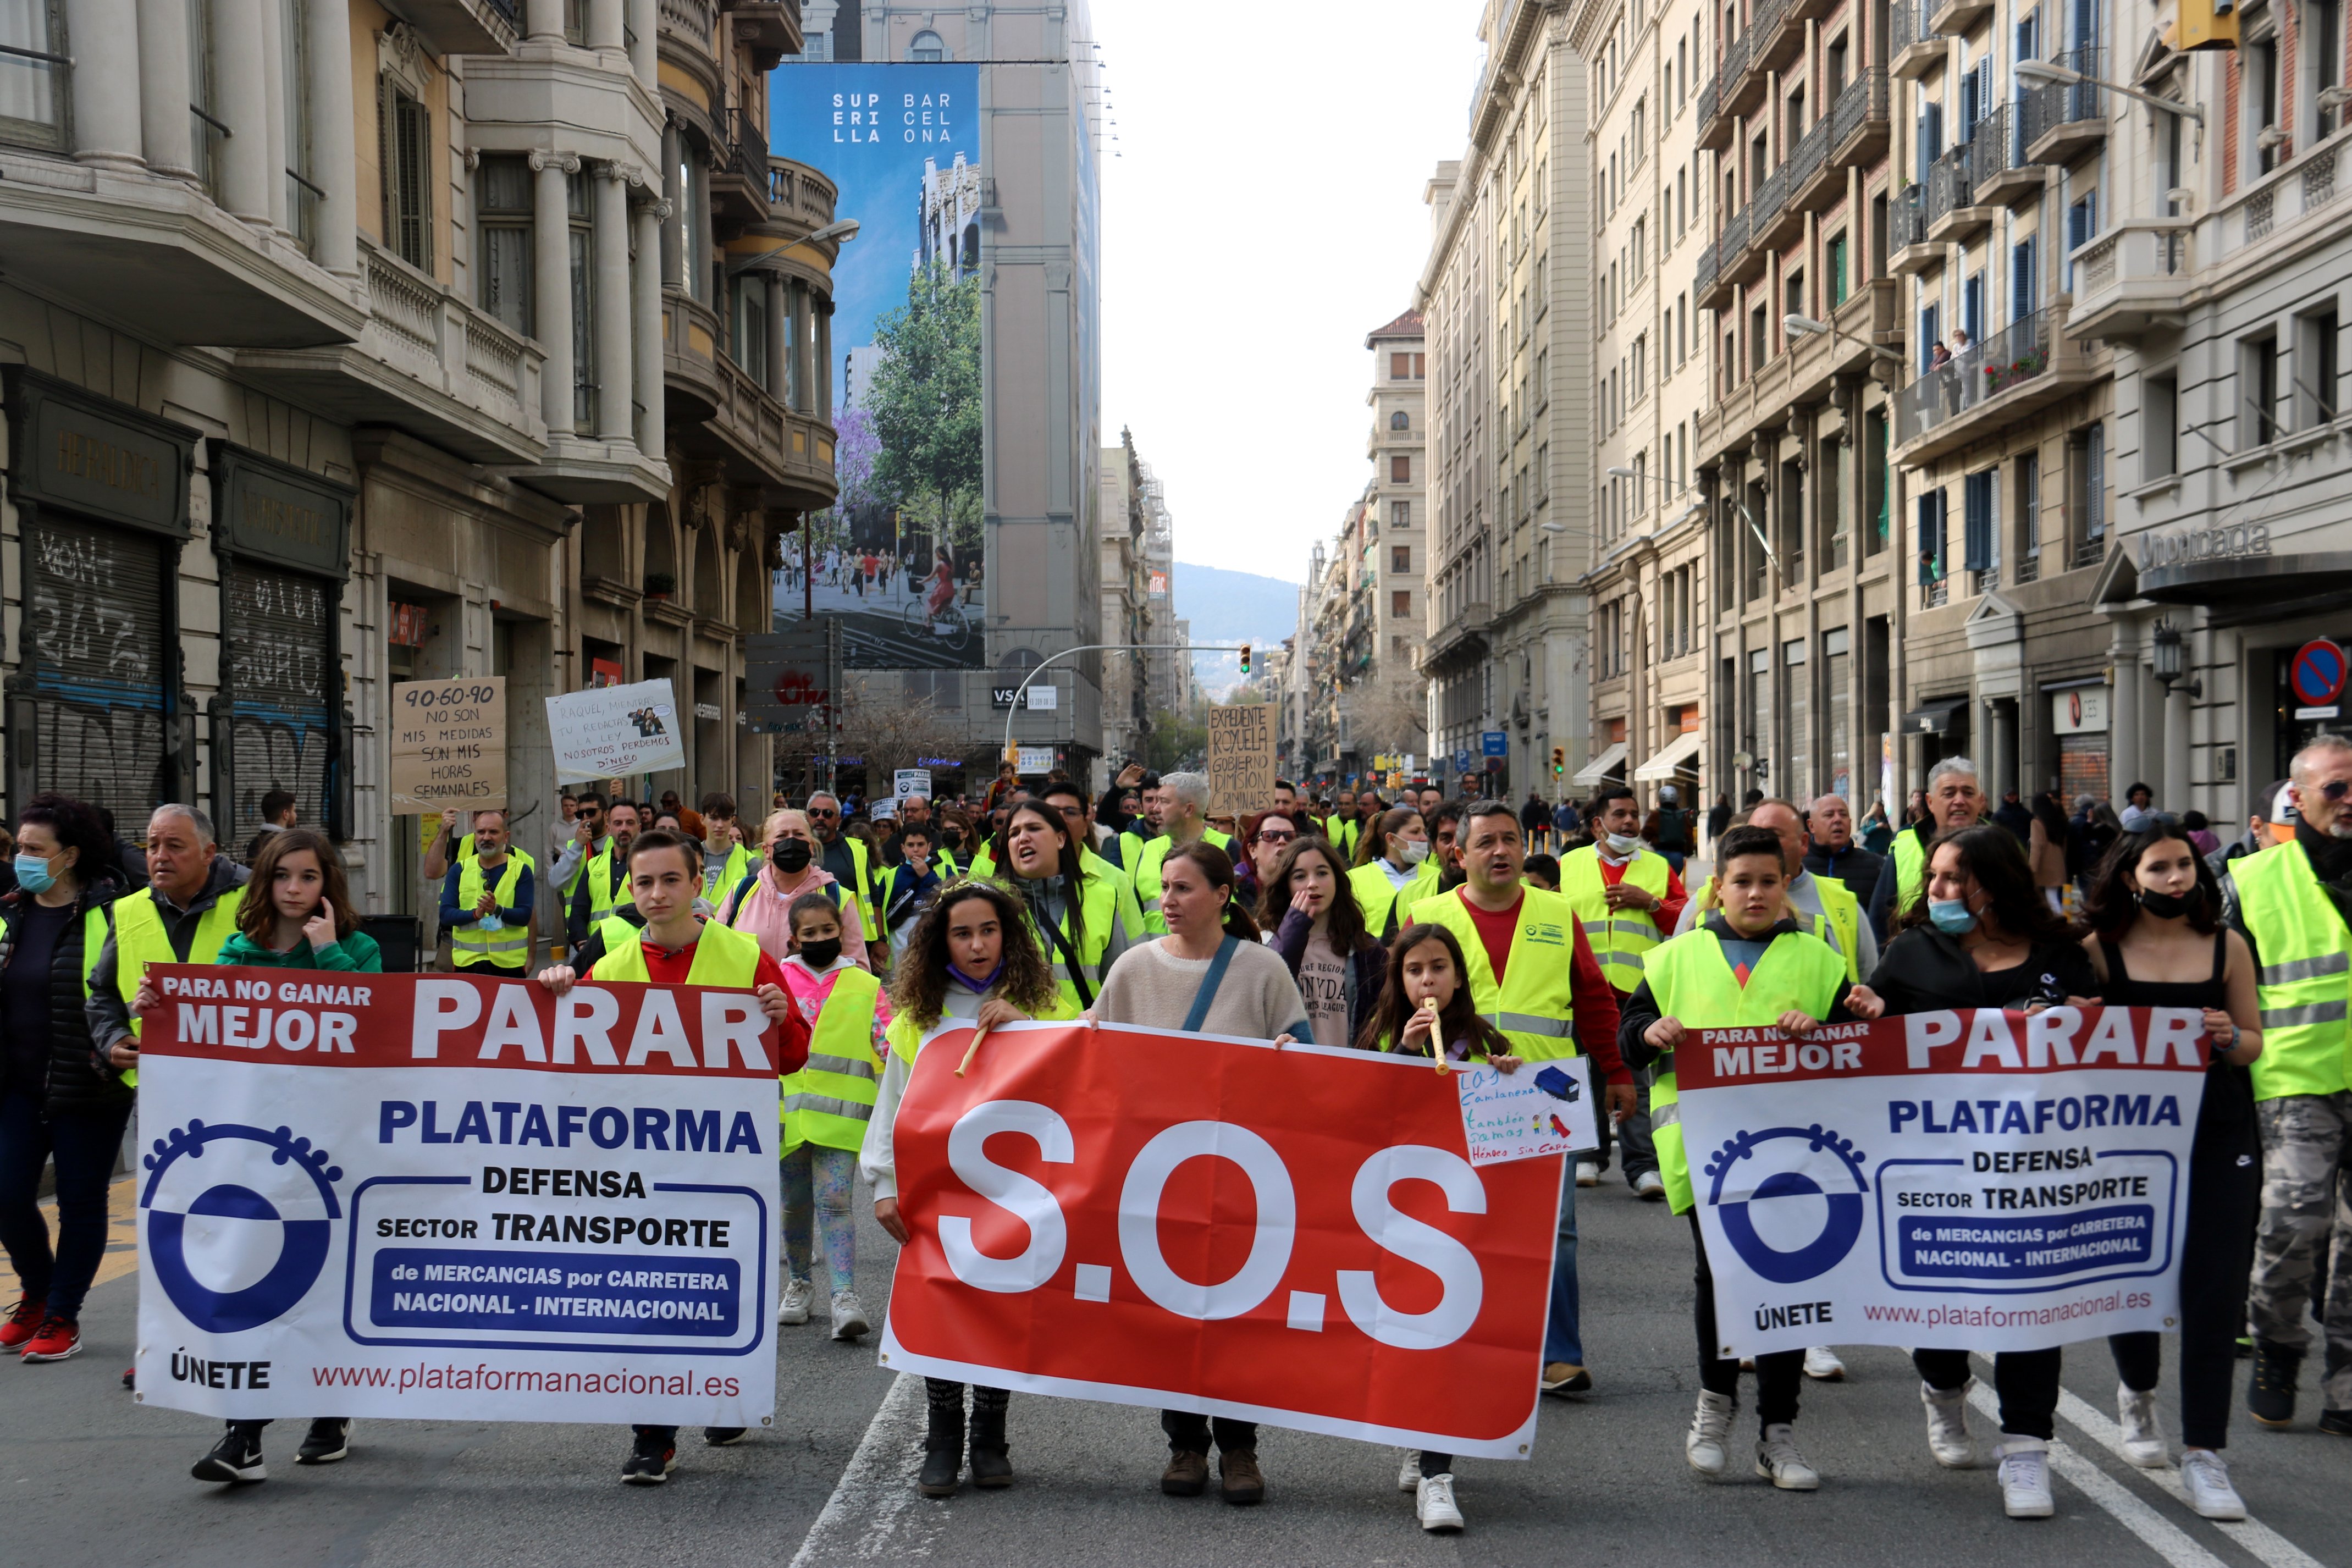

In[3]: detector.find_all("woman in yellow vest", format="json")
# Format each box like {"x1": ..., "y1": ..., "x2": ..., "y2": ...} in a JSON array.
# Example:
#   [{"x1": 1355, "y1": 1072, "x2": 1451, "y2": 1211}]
[
  {"x1": 861, "y1": 880, "x2": 1075, "y2": 1498},
  {"x1": 1347, "y1": 806, "x2": 1435, "y2": 936},
  {"x1": 995, "y1": 798, "x2": 1130, "y2": 1008},
  {"x1": 774, "y1": 890, "x2": 887, "y2": 1343},
  {"x1": 535, "y1": 828, "x2": 798, "y2": 1486},
  {"x1": 1615, "y1": 825, "x2": 1881, "y2": 1496}
]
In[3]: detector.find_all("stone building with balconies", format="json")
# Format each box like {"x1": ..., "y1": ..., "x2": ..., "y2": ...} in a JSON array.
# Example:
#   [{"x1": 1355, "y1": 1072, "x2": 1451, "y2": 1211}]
[{"x1": 0, "y1": 0, "x2": 835, "y2": 944}]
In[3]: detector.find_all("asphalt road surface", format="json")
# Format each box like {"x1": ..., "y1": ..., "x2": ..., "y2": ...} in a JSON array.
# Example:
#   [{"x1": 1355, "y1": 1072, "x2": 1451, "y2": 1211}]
[{"x1": 10, "y1": 1172, "x2": 2348, "y2": 1567}]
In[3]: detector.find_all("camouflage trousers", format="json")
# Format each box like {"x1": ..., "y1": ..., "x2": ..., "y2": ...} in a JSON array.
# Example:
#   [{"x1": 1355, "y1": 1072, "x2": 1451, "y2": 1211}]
[{"x1": 2251, "y1": 1091, "x2": 2352, "y2": 1409}]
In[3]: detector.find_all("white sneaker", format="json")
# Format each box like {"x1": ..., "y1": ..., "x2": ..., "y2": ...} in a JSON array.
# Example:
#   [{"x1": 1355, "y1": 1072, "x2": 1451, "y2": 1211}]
[
  {"x1": 1754, "y1": 1423, "x2": 1820, "y2": 1490},
  {"x1": 1415, "y1": 1471, "x2": 1464, "y2": 1533},
  {"x1": 830, "y1": 1290, "x2": 870, "y2": 1341},
  {"x1": 1995, "y1": 1438, "x2": 2054, "y2": 1519},
  {"x1": 2178, "y1": 1450, "x2": 2246, "y2": 1521},
  {"x1": 1632, "y1": 1169, "x2": 1667, "y2": 1201},
  {"x1": 777, "y1": 1277, "x2": 814, "y2": 1326},
  {"x1": 1685, "y1": 1389, "x2": 1735, "y2": 1476},
  {"x1": 1575, "y1": 1160, "x2": 1600, "y2": 1188},
  {"x1": 2117, "y1": 1382, "x2": 2165, "y2": 1467},
  {"x1": 1396, "y1": 1450, "x2": 1421, "y2": 1492},
  {"x1": 1920, "y1": 1378, "x2": 1978, "y2": 1468},
  {"x1": 1803, "y1": 1346, "x2": 1846, "y2": 1381}
]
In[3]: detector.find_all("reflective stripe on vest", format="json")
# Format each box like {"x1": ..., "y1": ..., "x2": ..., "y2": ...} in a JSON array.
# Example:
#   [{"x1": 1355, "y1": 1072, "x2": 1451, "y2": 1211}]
[
  {"x1": 780, "y1": 966, "x2": 883, "y2": 1153},
  {"x1": 1411, "y1": 887, "x2": 1581, "y2": 1062},
  {"x1": 1644, "y1": 927, "x2": 1847, "y2": 1213},
  {"x1": 586, "y1": 847, "x2": 624, "y2": 924},
  {"x1": 2233, "y1": 840, "x2": 2352, "y2": 1099},
  {"x1": 453, "y1": 853, "x2": 533, "y2": 968},
  {"x1": 589, "y1": 918, "x2": 764, "y2": 986},
  {"x1": 1560, "y1": 846, "x2": 1670, "y2": 994}
]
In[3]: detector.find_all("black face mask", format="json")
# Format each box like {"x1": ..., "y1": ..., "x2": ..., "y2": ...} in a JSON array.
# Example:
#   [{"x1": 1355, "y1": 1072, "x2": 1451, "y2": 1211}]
[
  {"x1": 941, "y1": 828, "x2": 965, "y2": 851},
  {"x1": 772, "y1": 839, "x2": 812, "y2": 873},
  {"x1": 796, "y1": 936, "x2": 842, "y2": 969},
  {"x1": 2136, "y1": 884, "x2": 2205, "y2": 920}
]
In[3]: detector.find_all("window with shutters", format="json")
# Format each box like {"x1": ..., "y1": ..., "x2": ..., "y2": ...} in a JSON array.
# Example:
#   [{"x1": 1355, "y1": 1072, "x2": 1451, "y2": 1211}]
[
  {"x1": 477, "y1": 156, "x2": 533, "y2": 336},
  {"x1": 1827, "y1": 233, "x2": 1848, "y2": 307},
  {"x1": 0, "y1": 0, "x2": 68, "y2": 152},
  {"x1": 1390, "y1": 455, "x2": 1411, "y2": 483},
  {"x1": 2065, "y1": 193, "x2": 2096, "y2": 289},
  {"x1": 383, "y1": 85, "x2": 432, "y2": 271},
  {"x1": 569, "y1": 169, "x2": 594, "y2": 432},
  {"x1": 2145, "y1": 374, "x2": 2179, "y2": 478},
  {"x1": 1963, "y1": 468, "x2": 1999, "y2": 587},
  {"x1": 2011, "y1": 236, "x2": 2038, "y2": 322}
]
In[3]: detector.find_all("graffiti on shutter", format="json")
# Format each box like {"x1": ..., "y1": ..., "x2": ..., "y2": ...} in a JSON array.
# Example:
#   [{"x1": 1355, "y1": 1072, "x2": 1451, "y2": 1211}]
[
  {"x1": 227, "y1": 564, "x2": 332, "y2": 835},
  {"x1": 26, "y1": 516, "x2": 170, "y2": 827}
]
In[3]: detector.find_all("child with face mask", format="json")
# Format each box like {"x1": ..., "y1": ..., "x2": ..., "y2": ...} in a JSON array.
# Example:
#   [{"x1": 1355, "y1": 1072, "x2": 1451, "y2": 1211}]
[{"x1": 774, "y1": 892, "x2": 888, "y2": 1340}]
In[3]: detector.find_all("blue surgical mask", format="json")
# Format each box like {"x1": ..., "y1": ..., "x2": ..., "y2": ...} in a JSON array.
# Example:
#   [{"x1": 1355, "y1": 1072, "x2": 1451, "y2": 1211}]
[
  {"x1": 1928, "y1": 897, "x2": 1979, "y2": 935},
  {"x1": 13, "y1": 853, "x2": 53, "y2": 895}
]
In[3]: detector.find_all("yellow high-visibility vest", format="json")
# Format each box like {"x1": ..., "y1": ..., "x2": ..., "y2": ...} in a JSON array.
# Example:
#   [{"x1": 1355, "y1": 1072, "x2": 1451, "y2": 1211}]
[
  {"x1": 452, "y1": 851, "x2": 535, "y2": 970},
  {"x1": 1559, "y1": 846, "x2": 1669, "y2": 993},
  {"x1": 1410, "y1": 886, "x2": 1582, "y2": 1062},
  {"x1": 781, "y1": 965, "x2": 884, "y2": 1153},
  {"x1": 590, "y1": 918, "x2": 764, "y2": 986},
  {"x1": 2232, "y1": 839, "x2": 2352, "y2": 1100}
]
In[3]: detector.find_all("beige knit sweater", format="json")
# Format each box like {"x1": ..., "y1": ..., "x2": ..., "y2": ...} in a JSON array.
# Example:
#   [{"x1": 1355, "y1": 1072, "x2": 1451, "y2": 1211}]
[{"x1": 1095, "y1": 936, "x2": 1311, "y2": 1041}]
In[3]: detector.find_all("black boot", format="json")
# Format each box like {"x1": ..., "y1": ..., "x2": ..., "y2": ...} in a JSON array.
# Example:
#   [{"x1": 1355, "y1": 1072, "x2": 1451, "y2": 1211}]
[
  {"x1": 968, "y1": 1385, "x2": 1012, "y2": 1488},
  {"x1": 2248, "y1": 1343, "x2": 2301, "y2": 1428},
  {"x1": 919, "y1": 1379, "x2": 964, "y2": 1497}
]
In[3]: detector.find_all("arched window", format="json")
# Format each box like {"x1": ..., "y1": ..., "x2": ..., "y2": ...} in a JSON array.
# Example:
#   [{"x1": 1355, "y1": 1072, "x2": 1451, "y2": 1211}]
[
  {"x1": 1389, "y1": 410, "x2": 1409, "y2": 430},
  {"x1": 909, "y1": 29, "x2": 946, "y2": 61}
]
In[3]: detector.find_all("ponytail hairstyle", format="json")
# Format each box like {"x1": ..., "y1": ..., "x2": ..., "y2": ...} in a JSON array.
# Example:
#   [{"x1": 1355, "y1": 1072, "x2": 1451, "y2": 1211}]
[
  {"x1": 1163, "y1": 838, "x2": 1260, "y2": 942},
  {"x1": 1353, "y1": 923, "x2": 1512, "y2": 1059}
]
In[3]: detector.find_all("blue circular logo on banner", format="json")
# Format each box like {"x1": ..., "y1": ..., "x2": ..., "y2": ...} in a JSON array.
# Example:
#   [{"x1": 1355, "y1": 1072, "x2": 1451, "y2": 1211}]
[
  {"x1": 140, "y1": 1122, "x2": 343, "y2": 1334},
  {"x1": 1702, "y1": 1124, "x2": 1869, "y2": 1284}
]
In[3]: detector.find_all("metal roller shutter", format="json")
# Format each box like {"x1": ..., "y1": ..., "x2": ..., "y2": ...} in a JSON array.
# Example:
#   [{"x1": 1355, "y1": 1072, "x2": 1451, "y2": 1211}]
[
  {"x1": 25, "y1": 514, "x2": 172, "y2": 827},
  {"x1": 225, "y1": 562, "x2": 333, "y2": 837}
]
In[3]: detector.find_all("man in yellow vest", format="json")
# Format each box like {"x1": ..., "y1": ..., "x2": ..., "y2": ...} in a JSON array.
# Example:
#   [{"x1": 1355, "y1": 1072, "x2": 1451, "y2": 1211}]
[
  {"x1": 806, "y1": 791, "x2": 879, "y2": 937},
  {"x1": 1560, "y1": 784, "x2": 1688, "y2": 1200},
  {"x1": 1616, "y1": 824, "x2": 1882, "y2": 1488},
  {"x1": 566, "y1": 799, "x2": 639, "y2": 954},
  {"x1": 86, "y1": 804, "x2": 250, "y2": 1086},
  {"x1": 439, "y1": 809, "x2": 535, "y2": 975},
  {"x1": 2224, "y1": 735, "x2": 2352, "y2": 1431},
  {"x1": 1133, "y1": 772, "x2": 1235, "y2": 934},
  {"x1": 1868, "y1": 757, "x2": 1987, "y2": 938},
  {"x1": 1410, "y1": 800, "x2": 1637, "y2": 1398},
  {"x1": 537, "y1": 827, "x2": 799, "y2": 1483}
]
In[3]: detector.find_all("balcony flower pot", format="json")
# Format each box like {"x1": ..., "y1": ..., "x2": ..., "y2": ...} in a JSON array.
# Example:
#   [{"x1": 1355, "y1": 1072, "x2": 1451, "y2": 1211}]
[{"x1": 644, "y1": 572, "x2": 677, "y2": 600}]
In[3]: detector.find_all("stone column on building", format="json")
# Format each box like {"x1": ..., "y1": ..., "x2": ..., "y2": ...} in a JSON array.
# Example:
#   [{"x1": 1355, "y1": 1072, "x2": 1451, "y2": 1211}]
[
  {"x1": 260, "y1": 0, "x2": 286, "y2": 231},
  {"x1": 525, "y1": 0, "x2": 564, "y2": 41},
  {"x1": 635, "y1": 195, "x2": 669, "y2": 462},
  {"x1": 212, "y1": 0, "x2": 270, "y2": 220},
  {"x1": 660, "y1": 118, "x2": 683, "y2": 284},
  {"x1": 586, "y1": 0, "x2": 623, "y2": 52},
  {"x1": 628, "y1": 0, "x2": 657, "y2": 87},
  {"x1": 532, "y1": 151, "x2": 580, "y2": 436},
  {"x1": 306, "y1": 0, "x2": 358, "y2": 275},
  {"x1": 67, "y1": 0, "x2": 142, "y2": 169},
  {"x1": 766, "y1": 273, "x2": 789, "y2": 402},
  {"x1": 594, "y1": 163, "x2": 633, "y2": 443},
  {"x1": 135, "y1": 0, "x2": 191, "y2": 180},
  {"x1": 2109, "y1": 615, "x2": 2143, "y2": 807},
  {"x1": 2162, "y1": 665, "x2": 2193, "y2": 814}
]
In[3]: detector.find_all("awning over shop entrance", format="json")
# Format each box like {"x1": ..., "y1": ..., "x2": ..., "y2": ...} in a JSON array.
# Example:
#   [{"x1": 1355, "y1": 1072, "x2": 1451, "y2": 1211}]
[
  {"x1": 1571, "y1": 741, "x2": 1629, "y2": 786},
  {"x1": 1901, "y1": 699, "x2": 1968, "y2": 736},
  {"x1": 1633, "y1": 730, "x2": 1703, "y2": 781}
]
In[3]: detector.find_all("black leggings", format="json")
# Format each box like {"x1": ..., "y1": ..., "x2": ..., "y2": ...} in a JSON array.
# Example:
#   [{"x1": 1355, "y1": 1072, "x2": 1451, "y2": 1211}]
[
  {"x1": 1162, "y1": 1410, "x2": 1254, "y2": 1453},
  {"x1": 1913, "y1": 1348, "x2": 2060, "y2": 1440},
  {"x1": 1690, "y1": 1213, "x2": 1804, "y2": 1431},
  {"x1": 2110, "y1": 1135, "x2": 2262, "y2": 1450}
]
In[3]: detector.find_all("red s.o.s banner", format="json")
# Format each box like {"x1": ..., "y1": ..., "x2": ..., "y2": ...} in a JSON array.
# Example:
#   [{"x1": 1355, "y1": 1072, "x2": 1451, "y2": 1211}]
[{"x1": 879, "y1": 1022, "x2": 1564, "y2": 1459}]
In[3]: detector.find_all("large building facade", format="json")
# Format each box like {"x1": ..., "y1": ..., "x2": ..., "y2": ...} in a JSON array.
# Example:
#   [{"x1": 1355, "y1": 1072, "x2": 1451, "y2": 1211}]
[
  {"x1": 1421, "y1": 0, "x2": 1599, "y2": 800},
  {"x1": 0, "y1": 0, "x2": 835, "y2": 935}
]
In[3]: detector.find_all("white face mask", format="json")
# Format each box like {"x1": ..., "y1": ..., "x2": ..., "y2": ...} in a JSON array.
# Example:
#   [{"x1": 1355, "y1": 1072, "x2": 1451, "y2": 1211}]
[
  {"x1": 1605, "y1": 831, "x2": 1642, "y2": 857},
  {"x1": 1399, "y1": 840, "x2": 1429, "y2": 865}
]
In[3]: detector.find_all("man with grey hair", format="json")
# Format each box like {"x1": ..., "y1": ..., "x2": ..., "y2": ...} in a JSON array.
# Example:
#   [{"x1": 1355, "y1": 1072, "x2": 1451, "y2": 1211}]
[
  {"x1": 804, "y1": 791, "x2": 877, "y2": 936},
  {"x1": 2225, "y1": 734, "x2": 2352, "y2": 1433},
  {"x1": 1132, "y1": 771, "x2": 1234, "y2": 934},
  {"x1": 86, "y1": 806, "x2": 253, "y2": 1070},
  {"x1": 1867, "y1": 756, "x2": 1987, "y2": 940}
]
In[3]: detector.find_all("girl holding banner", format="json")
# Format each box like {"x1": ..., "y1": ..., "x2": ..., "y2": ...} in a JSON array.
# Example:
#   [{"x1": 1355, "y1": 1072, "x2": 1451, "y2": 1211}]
[
  {"x1": 2078, "y1": 818, "x2": 2264, "y2": 1520},
  {"x1": 861, "y1": 880, "x2": 1074, "y2": 1498}
]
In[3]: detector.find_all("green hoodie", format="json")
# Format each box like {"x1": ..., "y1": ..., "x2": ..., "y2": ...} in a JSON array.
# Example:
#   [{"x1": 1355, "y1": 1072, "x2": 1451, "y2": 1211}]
[{"x1": 215, "y1": 929, "x2": 384, "y2": 971}]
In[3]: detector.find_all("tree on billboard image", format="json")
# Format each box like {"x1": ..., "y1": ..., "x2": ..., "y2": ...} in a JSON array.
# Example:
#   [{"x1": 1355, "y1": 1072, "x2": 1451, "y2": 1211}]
[{"x1": 869, "y1": 261, "x2": 984, "y2": 655}]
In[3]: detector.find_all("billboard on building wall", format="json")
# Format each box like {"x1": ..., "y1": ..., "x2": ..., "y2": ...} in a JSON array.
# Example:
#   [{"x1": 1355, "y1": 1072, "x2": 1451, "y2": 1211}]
[{"x1": 771, "y1": 63, "x2": 985, "y2": 671}]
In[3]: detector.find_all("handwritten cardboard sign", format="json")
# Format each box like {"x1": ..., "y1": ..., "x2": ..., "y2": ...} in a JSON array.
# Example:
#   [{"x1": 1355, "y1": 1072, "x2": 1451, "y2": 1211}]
[
  {"x1": 1206, "y1": 703, "x2": 1275, "y2": 818},
  {"x1": 388, "y1": 677, "x2": 506, "y2": 814},
  {"x1": 1454, "y1": 1057, "x2": 1598, "y2": 1166},
  {"x1": 546, "y1": 678, "x2": 686, "y2": 784}
]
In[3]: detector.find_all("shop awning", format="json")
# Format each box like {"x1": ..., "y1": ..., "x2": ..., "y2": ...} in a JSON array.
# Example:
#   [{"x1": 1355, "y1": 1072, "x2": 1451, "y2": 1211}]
[
  {"x1": 1633, "y1": 730, "x2": 1704, "y2": 781},
  {"x1": 1901, "y1": 699, "x2": 1968, "y2": 736},
  {"x1": 1571, "y1": 741, "x2": 1629, "y2": 786}
]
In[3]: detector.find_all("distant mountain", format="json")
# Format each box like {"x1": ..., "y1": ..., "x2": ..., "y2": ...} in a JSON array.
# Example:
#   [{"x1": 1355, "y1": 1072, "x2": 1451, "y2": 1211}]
[{"x1": 1171, "y1": 562, "x2": 1302, "y2": 697}]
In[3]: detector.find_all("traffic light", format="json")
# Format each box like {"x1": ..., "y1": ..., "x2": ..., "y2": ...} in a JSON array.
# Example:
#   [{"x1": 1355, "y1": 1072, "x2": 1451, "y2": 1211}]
[
  {"x1": 1239, "y1": 642, "x2": 1252, "y2": 676},
  {"x1": 1550, "y1": 746, "x2": 1565, "y2": 777}
]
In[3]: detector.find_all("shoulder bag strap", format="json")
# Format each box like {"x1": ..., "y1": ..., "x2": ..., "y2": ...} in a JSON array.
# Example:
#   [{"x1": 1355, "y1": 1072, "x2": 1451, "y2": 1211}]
[
  {"x1": 1035, "y1": 906, "x2": 1096, "y2": 1011},
  {"x1": 1179, "y1": 935, "x2": 1240, "y2": 1034}
]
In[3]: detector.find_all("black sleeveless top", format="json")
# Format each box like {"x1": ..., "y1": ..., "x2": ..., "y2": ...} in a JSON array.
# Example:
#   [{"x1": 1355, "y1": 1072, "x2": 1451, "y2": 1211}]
[{"x1": 2096, "y1": 931, "x2": 2256, "y2": 1153}]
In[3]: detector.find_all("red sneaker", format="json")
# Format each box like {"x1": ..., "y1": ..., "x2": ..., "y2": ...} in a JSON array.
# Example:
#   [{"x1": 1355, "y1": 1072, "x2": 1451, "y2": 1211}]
[
  {"x1": 20, "y1": 1315, "x2": 81, "y2": 1362},
  {"x1": 0, "y1": 1291, "x2": 40, "y2": 1352}
]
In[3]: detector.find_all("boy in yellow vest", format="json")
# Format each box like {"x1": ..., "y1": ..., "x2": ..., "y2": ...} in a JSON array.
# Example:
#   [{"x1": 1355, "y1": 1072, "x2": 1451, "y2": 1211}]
[
  {"x1": 774, "y1": 891, "x2": 887, "y2": 1341},
  {"x1": 1615, "y1": 825, "x2": 1882, "y2": 1492},
  {"x1": 535, "y1": 828, "x2": 802, "y2": 1484}
]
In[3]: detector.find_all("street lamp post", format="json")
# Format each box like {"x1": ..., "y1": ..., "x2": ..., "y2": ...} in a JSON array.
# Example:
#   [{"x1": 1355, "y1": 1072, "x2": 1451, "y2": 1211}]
[
  {"x1": 1001, "y1": 642, "x2": 1238, "y2": 770},
  {"x1": 2016, "y1": 60, "x2": 2204, "y2": 124},
  {"x1": 1783, "y1": 312, "x2": 1908, "y2": 368}
]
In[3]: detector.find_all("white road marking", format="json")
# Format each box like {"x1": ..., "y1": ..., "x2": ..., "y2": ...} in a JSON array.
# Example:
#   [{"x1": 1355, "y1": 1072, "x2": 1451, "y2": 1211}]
[
  {"x1": 787, "y1": 1372, "x2": 938, "y2": 1566},
  {"x1": 2050, "y1": 1384, "x2": 2327, "y2": 1568},
  {"x1": 1963, "y1": 1381, "x2": 2227, "y2": 1568}
]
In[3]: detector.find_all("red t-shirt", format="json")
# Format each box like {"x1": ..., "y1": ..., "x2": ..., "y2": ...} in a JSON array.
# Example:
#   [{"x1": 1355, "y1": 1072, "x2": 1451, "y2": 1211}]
[
  {"x1": 1464, "y1": 893, "x2": 1523, "y2": 987},
  {"x1": 1438, "y1": 891, "x2": 1629, "y2": 1084},
  {"x1": 609, "y1": 927, "x2": 809, "y2": 1075},
  {"x1": 1597, "y1": 854, "x2": 1690, "y2": 942}
]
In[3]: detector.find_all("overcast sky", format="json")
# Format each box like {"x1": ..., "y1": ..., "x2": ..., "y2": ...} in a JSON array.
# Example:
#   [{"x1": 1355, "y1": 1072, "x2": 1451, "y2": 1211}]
[{"x1": 1089, "y1": 2, "x2": 1488, "y2": 587}]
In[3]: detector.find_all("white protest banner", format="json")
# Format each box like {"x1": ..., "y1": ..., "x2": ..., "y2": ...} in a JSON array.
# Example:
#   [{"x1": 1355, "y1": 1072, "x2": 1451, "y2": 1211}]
[
  {"x1": 1455, "y1": 1057, "x2": 1597, "y2": 1166},
  {"x1": 388, "y1": 677, "x2": 507, "y2": 814},
  {"x1": 1679, "y1": 1007, "x2": 2210, "y2": 1360},
  {"x1": 1016, "y1": 745, "x2": 1054, "y2": 775},
  {"x1": 134, "y1": 969, "x2": 781, "y2": 1427},
  {"x1": 545, "y1": 679, "x2": 686, "y2": 785}
]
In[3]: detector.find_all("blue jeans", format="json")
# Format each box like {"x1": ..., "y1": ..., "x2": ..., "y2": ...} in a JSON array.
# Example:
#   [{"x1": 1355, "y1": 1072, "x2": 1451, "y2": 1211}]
[
  {"x1": 1544, "y1": 1157, "x2": 1582, "y2": 1365},
  {"x1": 0, "y1": 1088, "x2": 132, "y2": 1319}
]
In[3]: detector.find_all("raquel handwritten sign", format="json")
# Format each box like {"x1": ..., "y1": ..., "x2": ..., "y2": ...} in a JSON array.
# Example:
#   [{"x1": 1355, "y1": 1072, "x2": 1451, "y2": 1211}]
[
  {"x1": 1454, "y1": 1058, "x2": 1597, "y2": 1167},
  {"x1": 389, "y1": 677, "x2": 507, "y2": 814},
  {"x1": 1205, "y1": 703, "x2": 1275, "y2": 818},
  {"x1": 546, "y1": 678, "x2": 684, "y2": 784}
]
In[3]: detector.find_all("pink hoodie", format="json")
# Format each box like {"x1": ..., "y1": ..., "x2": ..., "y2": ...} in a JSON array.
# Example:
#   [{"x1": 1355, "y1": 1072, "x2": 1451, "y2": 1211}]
[{"x1": 724, "y1": 861, "x2": 870, "y2": 970}]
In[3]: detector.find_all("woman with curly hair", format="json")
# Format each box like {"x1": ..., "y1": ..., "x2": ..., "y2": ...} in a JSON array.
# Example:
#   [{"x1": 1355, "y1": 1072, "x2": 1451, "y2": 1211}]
[{"x1": 860, "y1": 880, "x2": 1073, "y2": 1499}]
